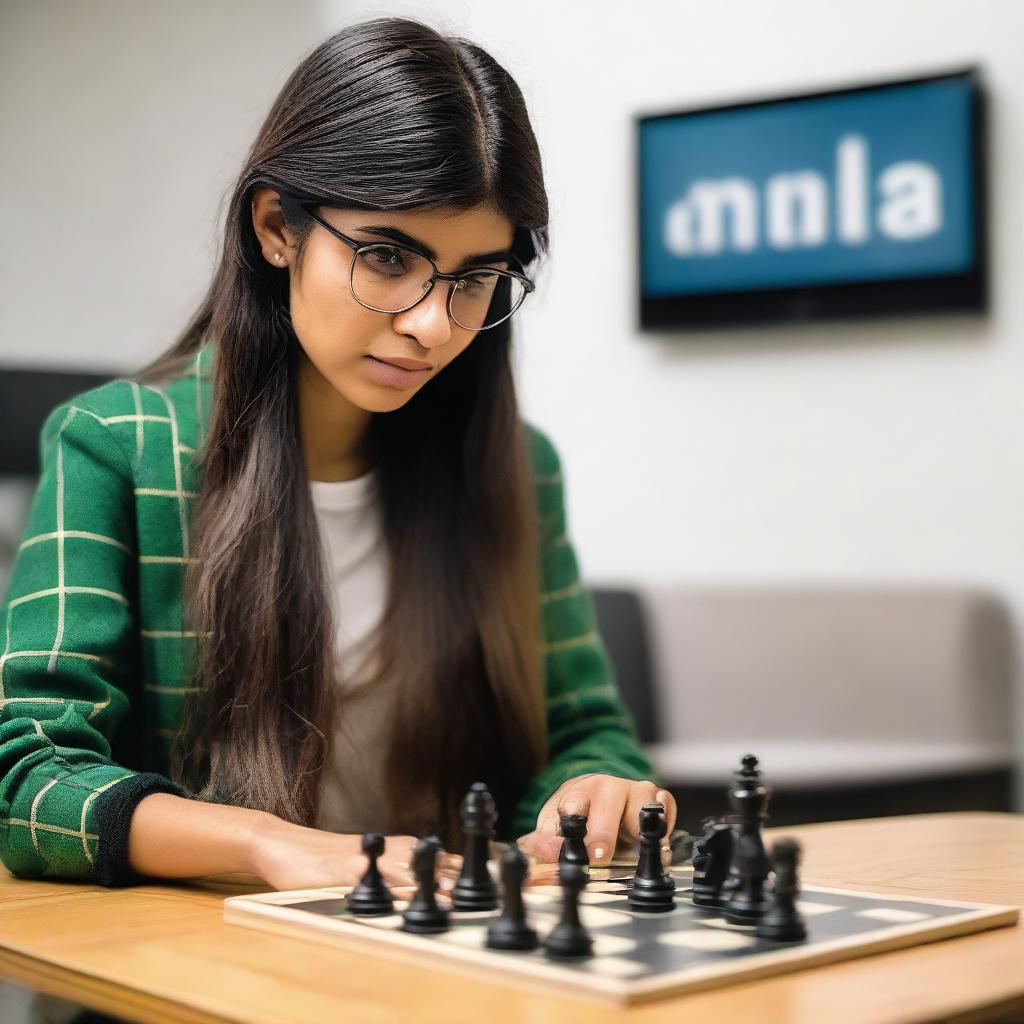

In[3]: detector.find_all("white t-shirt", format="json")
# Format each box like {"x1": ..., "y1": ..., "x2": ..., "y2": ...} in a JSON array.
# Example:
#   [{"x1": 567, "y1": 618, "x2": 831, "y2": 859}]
[{"x1": 308, "y1": 468, "x2": 398, "y2": 835}]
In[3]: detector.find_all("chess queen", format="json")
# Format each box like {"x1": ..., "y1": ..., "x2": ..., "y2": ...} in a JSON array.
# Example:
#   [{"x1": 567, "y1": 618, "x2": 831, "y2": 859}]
[{"x1": 0, "y1": 16, "x2": 675, "y2": 893}]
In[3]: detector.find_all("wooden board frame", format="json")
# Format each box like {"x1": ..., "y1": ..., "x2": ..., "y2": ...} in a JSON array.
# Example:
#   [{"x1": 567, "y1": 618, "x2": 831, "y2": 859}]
[{"x1": 223, "y1": 883, "x2": 1019, "y2": 1005}]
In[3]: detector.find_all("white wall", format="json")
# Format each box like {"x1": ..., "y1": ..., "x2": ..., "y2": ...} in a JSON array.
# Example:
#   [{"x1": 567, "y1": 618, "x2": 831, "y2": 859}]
[
  {"x1": 0, "y1": 0, "x2": 326, "y2": 370},
  {"x1": 4, "y1": 1, "x2": 1022, "y2": 795},
  {"x1": 329, "y1": 0, "x2": 1024, "y2": 796}
]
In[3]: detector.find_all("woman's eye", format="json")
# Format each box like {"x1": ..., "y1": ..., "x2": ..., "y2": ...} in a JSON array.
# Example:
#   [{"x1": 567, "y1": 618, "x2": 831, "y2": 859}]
[
  {"x1": 461, "y1": 273, "x2": 498, "y2": 292},
  {"x1": 374, "y1": 247, "x2": 405, "y2": 268},
  {"x1": 359, "y1": 246, "x2": 409, "y2": 276}
]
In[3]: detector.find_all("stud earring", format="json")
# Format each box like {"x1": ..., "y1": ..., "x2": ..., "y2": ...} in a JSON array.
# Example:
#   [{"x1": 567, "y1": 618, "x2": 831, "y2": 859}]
[{"x1": 274, "y1": 252, "x2": 283, "y2": 261}]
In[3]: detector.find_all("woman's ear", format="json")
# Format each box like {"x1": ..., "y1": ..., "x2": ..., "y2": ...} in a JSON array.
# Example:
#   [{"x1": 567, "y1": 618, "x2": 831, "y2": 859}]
[{"x1": 251, "y1": 186, "x2": 295, "y2": 268}]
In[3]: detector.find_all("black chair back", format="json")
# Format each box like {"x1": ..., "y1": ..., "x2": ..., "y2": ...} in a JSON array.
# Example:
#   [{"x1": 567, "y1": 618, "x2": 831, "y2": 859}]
[
  {"x1": 591, "y1": 587, "x2": 660, "y2": 743},
  {"x1": 0, "y1": 365, "x2": 119, "y2": 476}
]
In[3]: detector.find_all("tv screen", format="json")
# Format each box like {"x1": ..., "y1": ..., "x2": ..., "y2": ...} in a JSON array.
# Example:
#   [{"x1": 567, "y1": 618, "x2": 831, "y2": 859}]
[{"x1": 636, "y1": 68, "x2": 987, "y2": 331}]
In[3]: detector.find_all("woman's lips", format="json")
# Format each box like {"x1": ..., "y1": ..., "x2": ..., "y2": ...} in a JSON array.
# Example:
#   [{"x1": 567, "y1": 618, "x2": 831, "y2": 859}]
[
  {"x1": 375, "y1": 355, "x2": 432, "y2": 370},
  {"x1": 362, "y1": 354, "x2": 432, "y2": 389}
]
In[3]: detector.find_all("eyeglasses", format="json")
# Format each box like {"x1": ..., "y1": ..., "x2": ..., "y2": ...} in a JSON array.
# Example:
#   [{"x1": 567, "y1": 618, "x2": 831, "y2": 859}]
[{"x1": 279, "y1": 193, "x2": 536, "y2": 332}]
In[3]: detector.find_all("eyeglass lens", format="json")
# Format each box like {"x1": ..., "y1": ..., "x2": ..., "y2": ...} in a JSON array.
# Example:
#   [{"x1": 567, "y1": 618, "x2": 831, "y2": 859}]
[{"x1": 351, "y1": 245, "x2": 527, "y2": 330}]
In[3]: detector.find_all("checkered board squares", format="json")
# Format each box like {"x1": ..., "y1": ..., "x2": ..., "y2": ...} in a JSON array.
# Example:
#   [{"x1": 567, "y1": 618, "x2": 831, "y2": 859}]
[{"x1": 223, "y1": 868, "x2": 1019, "y2": 1005}]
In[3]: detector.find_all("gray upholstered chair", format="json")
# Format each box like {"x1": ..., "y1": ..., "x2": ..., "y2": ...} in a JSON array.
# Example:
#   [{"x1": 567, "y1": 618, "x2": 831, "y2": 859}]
[{"x1": 592, "y1": 584, "x2": 1017, "y2": 828}]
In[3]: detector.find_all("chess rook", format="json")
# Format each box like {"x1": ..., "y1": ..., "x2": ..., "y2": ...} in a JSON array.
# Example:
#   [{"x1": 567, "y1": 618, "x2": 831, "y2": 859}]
[
  {"x1": 486, "y1": 846, "x2": 539, "y2": 951},
  {"x1": 345, "y1": 832, "x2": 395, "y2": 917},
  {"x1": 627, "y1": 803, "x2": 676, "y2": 913},
  {"x1": 452, "y1": 782, "x2": 500, "y2": 911},
  {"x1": 723, "y1": 754, "x2": 772, "y2": 924},
  {"x1": 558, "y1": 813, "x2": 589, "y2": 867}
]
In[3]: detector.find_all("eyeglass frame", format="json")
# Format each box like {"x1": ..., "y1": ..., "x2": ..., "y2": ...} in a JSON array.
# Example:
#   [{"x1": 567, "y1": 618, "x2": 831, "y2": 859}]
[{"x1": 277, "y1": 191, "x2": 536, "y2": 331}]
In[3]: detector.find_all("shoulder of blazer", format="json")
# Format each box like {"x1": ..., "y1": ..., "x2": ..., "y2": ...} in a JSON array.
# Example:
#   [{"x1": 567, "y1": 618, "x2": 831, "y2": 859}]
[
  {"x1": 39, "y1": 344, "x2": 215, "y2": 481},
  {"x1": 522, "y1": 421, "x2": 563, "y2": 483}
]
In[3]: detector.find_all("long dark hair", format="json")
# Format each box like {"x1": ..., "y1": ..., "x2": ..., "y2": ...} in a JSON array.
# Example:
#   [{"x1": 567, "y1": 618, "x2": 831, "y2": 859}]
[{"x1": 130, "y1": 16, "x2": 551, "y2": 845}]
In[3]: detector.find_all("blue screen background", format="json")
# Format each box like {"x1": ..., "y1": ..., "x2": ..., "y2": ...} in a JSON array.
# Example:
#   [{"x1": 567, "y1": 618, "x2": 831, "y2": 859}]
[{"x1": 639, "y1": 78, "x2": 975, "y2": 296}]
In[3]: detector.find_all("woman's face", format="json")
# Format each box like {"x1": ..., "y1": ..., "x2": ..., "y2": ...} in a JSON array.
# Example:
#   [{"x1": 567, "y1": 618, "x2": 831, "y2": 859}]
[{"x1": 260, "y1": 190, "x2": 516, "y2": 414}]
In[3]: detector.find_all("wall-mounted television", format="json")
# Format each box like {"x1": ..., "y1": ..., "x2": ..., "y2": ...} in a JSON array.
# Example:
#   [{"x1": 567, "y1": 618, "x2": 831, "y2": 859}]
[{"x1": 636, "y1": 67, "x2": 987, "y2": 331}]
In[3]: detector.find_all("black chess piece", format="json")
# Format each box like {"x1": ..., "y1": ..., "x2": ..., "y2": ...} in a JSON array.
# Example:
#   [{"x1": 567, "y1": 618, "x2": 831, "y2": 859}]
[
  {"x1": 723, "y1": 754, "x2": 772, "y2": 924},
  {"x1": 557, "y1": 813, "x2": 589, "y2": 867},
  {"x1": 756, "y1": 838, "x2": 808, "y2": 942},
  {"x1": 717, "y1": 818, "x2": 743, "y2": 904},
  {"x1": 452, "y1": 782, "x2": 500, "y2": 911},
  {"x1": 486, "y1": 846, "x2": 539, "y2": 951},
  {"x1": 346, "y1": 832, "x2": 395, "y2": 917},
  {"x1": 401, "y1": 836, "x2": 450, "y2": 934},
  {"x1": 690, "y1": 816, "x2": 736, "y2": 909},
  {"x1": 668, "y1": 827, "x2": 695, "y2": 865},
  {"x1": 627, "y1": 803, "x2": 677, "y2": 913},
  {"x1": 542, "y1": 861, "x2": 594, "y2": 960}
]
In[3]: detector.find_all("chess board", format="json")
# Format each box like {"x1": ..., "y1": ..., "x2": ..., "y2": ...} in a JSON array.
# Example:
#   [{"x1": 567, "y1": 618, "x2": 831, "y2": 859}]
[{"x1": 222, "y1": 864, "x2": 1019, "y2": 1004}]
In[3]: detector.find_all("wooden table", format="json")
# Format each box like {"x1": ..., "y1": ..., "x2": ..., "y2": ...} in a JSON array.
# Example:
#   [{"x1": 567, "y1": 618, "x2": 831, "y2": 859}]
[{"x1": 0, "y1": 812, "x2": 1022, "y2": 1024}]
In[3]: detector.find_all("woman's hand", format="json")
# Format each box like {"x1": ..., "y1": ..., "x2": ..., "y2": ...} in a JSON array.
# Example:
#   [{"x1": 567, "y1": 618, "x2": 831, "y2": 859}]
[
  {"x1": 245, "y1": 814, "x2": 463, "y2": 891},
  {"x1": 515, "y1": 774, "x2": 676, "y2": 866}
]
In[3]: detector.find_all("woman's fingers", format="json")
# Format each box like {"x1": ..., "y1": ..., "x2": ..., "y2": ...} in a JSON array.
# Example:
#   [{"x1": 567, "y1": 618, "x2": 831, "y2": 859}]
[
  {"x1": 520, "y1": 776, "x2": 627, "y2": 866},
  {"x1": 517, "y1": 777, "x2": 678, "y2": 867},
  {"x1": 657, "y1": 788, "x2": 678, "y2": 835},
  {"x1": 377, "y1": 856, "x2": 414, "y2": 886},
  {"x1": 620, "y1": 781, "x2": 663, "y2": 843},
  {"x1": 515, "y1": 829, "x2": 538, "y2": 854},
  {"x1": 554, "y1": 784, "x2": 594, "y2": 820},
  {"x1": 516, "y1": 827, "x2": 563, "y2": 863},
  {"x1": 374, "y1": 836, "x2": 463, "y2": 889},
  {"x1": 533, "y1": 777, "x2": 595, "y2": 838},
  {"x1": 517, "y1": 781, "x2": 587, "y2": 862},
  {"x1": 578, "y1": 782, "x2": 630, "y2": 866},
  {"x1": 436, "y1": 850, "x2": 462, "y2": 891},
  {"x1": 437, "y1": 851, "x2": 463, "y2": 872}
]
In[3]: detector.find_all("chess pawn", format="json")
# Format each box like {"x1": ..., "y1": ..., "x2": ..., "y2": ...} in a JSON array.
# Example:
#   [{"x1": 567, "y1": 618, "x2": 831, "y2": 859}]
[
  {"x1": 401, "y1": 836, "x2": 450, "y2": 934},
  {"x1": 346, "y1": 832, "x2": 395, "y2": 916},
  {"x1": 452, "y1": 782, "x2": 500, "y2": 911},
  {"x1": 755, "y1": 838, "x2": 808, "y2": 942},
  {"x1": 723, "y1": 754, "x2": 772, "y2": 924},
  {"x1": 558, "y1": 813, "x2": 589, "y2": 867},
  {"x1": 627, "y1": 803, "x2": 676, "y2": 913},
  {"x1": 486, "y1": 846, "x2": 539, "y2": 951},
  {"x1": 543, "y1": 862, "x2": 594, "y2": 960}
]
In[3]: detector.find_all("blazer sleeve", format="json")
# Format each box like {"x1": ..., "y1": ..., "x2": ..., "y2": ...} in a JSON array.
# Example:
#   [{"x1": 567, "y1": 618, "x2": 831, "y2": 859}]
[
  {"x1": 0, "y1": 399, "x2": 186, "y2": 886},
  {"x1": 511, "y1": 427, "x2": 658, "y2": 838}
]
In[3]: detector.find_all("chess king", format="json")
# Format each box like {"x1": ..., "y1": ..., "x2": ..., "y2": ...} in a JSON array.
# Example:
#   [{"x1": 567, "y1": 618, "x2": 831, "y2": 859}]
[
  {"x1": 0, "y1": 14, "x2": 676, "y2": 895},
  {"x1": 722, "y1": 755, "x2": 773, "y2": 924}
]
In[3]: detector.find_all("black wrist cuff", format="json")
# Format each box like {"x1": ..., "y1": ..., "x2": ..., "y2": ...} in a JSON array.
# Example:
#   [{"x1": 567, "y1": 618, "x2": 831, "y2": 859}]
[{"x1": 92, "y1": 772, "x2": 189, "y2": 887}]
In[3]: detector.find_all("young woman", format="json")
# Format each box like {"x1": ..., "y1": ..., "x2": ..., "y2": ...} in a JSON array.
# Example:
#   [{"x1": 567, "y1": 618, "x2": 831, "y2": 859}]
[{"x1": 0, "y1": 16, "x2": 675, "y2": 893}]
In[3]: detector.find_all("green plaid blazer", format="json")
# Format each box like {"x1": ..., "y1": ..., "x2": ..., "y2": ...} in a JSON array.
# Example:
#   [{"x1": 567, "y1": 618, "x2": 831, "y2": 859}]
[{"x1": 0, "y1": 340, "x2": 655, "y2": 886}]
